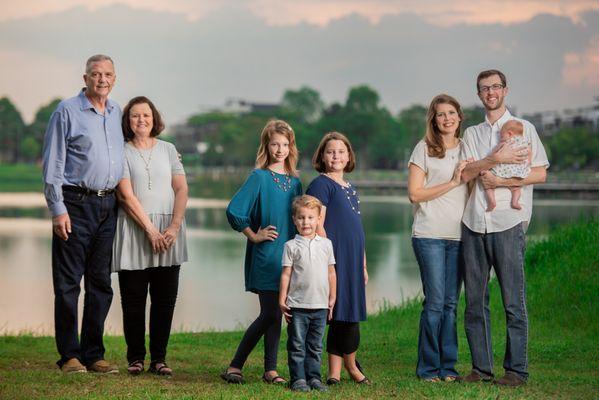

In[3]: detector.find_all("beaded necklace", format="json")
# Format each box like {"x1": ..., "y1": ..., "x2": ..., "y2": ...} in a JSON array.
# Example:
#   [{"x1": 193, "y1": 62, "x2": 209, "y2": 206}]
[{"x1": 269, "y1": 170, "x2": 292, "y2": 192}]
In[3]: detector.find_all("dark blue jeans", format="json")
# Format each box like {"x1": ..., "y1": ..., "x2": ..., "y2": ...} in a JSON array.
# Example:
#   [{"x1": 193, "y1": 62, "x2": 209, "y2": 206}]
[
  {"x1": 412, "y1": 238, "x2": 462, "y2": 379},
  {"x1": 462, "y1": 223, "x2": 528, "y2": 380},
  {"x1": 287, "y1": 308, "x2": 328, "y2": 383},
  {"x1": 52, "y1": 189, "x2": 117, "y2": 367}
]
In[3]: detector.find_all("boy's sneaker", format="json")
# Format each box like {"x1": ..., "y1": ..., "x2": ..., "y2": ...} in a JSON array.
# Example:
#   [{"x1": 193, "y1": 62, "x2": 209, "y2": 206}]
[
  {"x1": 308, "y1": 378, "x2": 329, "y2": 392},
  {"x1": 290, "y1": 379, "x2": 311, "y2": 392}
]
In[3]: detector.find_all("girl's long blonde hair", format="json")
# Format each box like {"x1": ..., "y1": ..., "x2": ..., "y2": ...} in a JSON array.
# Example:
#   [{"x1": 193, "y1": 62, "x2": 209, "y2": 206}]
[{"x1": 255, "y1": 119, "x2": 299, "y2": 176}]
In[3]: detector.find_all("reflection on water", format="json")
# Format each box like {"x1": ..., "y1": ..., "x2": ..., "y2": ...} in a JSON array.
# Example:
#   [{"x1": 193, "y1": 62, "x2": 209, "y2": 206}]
[{"x1": 0, "y1": 198, "x2": 597, "y2": 334}]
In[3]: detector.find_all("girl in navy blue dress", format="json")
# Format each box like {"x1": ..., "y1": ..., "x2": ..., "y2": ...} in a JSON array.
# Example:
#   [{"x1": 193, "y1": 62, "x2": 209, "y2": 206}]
[
  {"x1": 306, "y1": 132, "x2": 370, "y2": 385},
  {"x1": 221, "y1": 120, "x2": 302, "y2": 384}
]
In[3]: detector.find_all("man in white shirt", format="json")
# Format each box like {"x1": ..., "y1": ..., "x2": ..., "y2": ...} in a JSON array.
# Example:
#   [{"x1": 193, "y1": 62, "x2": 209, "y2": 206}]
[{"x1": 459, "y1": 69, "x2": 549, "y2": 386}]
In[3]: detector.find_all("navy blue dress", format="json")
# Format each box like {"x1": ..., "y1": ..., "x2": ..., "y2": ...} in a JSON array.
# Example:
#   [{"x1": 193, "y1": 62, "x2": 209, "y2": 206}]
[
  {"x1": 306, "y1": 175, "x2": 366, "y2": 322},
  {"x1": 226, "y1": 169, "x2": 302, "y2": 293}
]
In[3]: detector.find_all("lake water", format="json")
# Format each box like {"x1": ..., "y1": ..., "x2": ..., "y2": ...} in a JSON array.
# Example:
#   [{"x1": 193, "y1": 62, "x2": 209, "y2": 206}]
[{"x1": 0, "y1": 196, "x2": 597, "y2": 335}]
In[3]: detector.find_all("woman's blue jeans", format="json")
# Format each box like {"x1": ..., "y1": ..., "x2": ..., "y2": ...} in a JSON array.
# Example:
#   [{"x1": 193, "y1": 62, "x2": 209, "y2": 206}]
[{"x1": 412, "y1": 237, "x2": 462, "y2": 379}]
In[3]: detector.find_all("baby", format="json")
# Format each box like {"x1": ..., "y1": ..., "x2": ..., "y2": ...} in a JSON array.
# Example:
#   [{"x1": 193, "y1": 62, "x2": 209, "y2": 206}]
[{"x1": 485, "y1": 120, "x2": 532, "y2": 211}]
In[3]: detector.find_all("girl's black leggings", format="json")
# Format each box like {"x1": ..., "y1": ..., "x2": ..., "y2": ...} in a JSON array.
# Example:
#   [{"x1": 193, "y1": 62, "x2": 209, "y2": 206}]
[{"x1": 230, "y1": 290, "x2": 282, "y2": 371}]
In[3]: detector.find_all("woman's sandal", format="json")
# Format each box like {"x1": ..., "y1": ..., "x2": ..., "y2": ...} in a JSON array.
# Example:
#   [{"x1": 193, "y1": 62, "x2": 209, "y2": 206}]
[
  {"x1": 220, "y1": 369, "x2": 244, "y2": 384},
  {"x1": 326, "y1": 377, "x2": 340, "y2": 385},
  {"x1": 149, "y1": 361, "x2": 173, "y2": 377},
  {"x1": 127, "y1": 360, "x2": 144, "y2": 376},
  {"x1": 262, "y1": 372, "x2": 287, "y2": 385}
]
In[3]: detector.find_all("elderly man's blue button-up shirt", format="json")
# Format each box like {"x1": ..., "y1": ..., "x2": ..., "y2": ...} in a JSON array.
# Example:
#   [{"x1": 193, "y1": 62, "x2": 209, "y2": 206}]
[{"x1": 42, "y1": 89, "x2": 124, "y2": 217}]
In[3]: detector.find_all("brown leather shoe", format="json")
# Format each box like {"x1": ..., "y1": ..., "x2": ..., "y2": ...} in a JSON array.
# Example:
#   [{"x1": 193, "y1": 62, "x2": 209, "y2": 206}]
[
  {"x1": 494, "y1": 372, "x2": 526, "y2": 387},
  {"x1": 459, "y1": 370, "x2": 493, "y2": 383},
  {"x1": 60, "y1": 358, "x2": 87, "y2": 373},
  {"x1": 87, "y1": 359, "x2": 118, "y2": 374}
]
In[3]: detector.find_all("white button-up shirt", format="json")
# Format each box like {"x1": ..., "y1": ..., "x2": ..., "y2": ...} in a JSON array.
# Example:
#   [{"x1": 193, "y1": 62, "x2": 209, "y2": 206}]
[{"x1": 461, "y1": 109, "x2": 550, "y2": 233}]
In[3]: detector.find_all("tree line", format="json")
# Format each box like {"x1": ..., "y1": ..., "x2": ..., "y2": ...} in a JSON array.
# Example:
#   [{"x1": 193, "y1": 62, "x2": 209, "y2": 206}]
[
  {"x1": 187, "y1": 86, "x2": 487, "y2": 170},
  {"x1": 0, "y1": 86, "x2": 597, "y2": 171}
]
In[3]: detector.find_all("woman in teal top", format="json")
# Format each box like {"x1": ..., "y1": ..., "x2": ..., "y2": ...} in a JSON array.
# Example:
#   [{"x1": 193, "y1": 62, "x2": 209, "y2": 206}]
[{"x1": 222, "y1": 120, "x2": 302, "y2": 385}]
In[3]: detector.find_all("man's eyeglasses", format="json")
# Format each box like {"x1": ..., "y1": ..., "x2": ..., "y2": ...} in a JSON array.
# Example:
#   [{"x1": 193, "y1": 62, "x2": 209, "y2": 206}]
[{"x1": 478, "y1": 84, "x2": 505, "y2": 93}]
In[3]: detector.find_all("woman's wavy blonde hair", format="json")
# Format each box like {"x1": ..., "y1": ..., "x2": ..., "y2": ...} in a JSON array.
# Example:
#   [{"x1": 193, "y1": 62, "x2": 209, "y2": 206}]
[
  {"x1": 425, "y1": 94, "x2": 464, "y2": 158},
  {"x1": 255, "y1": 119, "x2": 299, "y2": 176}
]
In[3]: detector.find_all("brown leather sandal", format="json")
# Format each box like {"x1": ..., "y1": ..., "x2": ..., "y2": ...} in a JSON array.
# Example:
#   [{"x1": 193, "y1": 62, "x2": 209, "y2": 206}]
[
  {"x1": 262, "y1": 372, "x2": 287, "y2": 384},
  {"x1": 149, "y1": 361, "x2": 172, "y2": 376},
  {"x1": 127, "y1": 360, "x2": 144, "y2": 375}
]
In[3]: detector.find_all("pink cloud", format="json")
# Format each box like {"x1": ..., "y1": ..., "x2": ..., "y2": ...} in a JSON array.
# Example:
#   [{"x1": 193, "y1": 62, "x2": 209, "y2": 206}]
[
  {"x1": 2, "y1": 0, "x2": 599, "y2": 26},
  {"x1": 563, "y1": 36, "x2": 599, "y2": 87}
]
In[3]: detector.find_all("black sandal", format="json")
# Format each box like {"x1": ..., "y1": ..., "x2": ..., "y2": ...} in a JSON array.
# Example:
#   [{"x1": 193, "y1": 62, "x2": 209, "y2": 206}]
[
  {"x1": 262, "y1": 372, "x2": 287, "y2": 385},
  {"x1": 221, "y1": 369, "x2": 244, "y2": 384},
  {"x1": 127, "y1": 360, "x2": 144, "y2": 376},
  {"x1": 326, "y1": 377, "x2": 340, "y2": 385},
  {"x1": 149, "y1": 361, "x2": 172, "y2": 376}
]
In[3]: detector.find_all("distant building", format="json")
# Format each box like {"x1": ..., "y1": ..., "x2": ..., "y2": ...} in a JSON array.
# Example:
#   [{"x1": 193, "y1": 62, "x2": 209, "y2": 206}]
[
  {"x1": 172, "y1": 98, "x2": 280, "y2": 155},
  {"x1": 524, "y1": 97, "x2": 599, "y2": 136},
  {"x1": 221, "y1": 98, "x2": 279, "y2": 115}
]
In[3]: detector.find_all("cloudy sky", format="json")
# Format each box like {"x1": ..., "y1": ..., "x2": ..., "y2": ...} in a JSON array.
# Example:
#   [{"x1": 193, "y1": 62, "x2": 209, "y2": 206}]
[{"x1": 1, "y1": 0, "x2": 598, "y2": 124}]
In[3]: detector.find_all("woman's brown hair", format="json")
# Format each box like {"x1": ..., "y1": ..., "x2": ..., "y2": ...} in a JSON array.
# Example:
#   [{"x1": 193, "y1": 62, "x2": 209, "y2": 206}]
[
  {"x1": 255, "y1": 119, "x2": 299, "y2": 176},
  {"x1": 312, "y1": 131, "x2": 356, "y2": 173},
  {"x1": 425, "y1": 94, "x2": 464, "y2": 158},
  {"x1": 121, "y1": 96, "x2": 165, "y2": 142}
]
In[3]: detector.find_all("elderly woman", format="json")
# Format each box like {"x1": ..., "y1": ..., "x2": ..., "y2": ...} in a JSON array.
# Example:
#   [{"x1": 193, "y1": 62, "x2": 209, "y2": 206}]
[
  {"x1": 112, "y1": 96, "x2": 188, "y2": 376},
  {"x1": 407, "y1": 94, "x2": 470, "y2": 382}
]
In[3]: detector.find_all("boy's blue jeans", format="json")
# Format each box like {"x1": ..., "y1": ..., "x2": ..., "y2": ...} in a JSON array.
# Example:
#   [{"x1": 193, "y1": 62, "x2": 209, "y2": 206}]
[
  {"x1": 287, "y1": 308, "x2": 328, "y2": 383},
  {"x1": 412, "y1": 237, "x2": 462, "y2": 379}
]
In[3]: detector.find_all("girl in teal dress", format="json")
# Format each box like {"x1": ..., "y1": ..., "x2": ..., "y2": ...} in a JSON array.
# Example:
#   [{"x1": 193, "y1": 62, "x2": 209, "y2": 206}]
[{"x1": 221, "y1": 120, "x2": 302, "y2": 384}]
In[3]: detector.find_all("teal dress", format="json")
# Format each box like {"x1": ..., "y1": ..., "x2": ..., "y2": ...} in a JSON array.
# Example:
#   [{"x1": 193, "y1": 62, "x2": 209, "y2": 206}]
[{"x1": 226, "y1": 169, "x2": 302, "y2": 293}]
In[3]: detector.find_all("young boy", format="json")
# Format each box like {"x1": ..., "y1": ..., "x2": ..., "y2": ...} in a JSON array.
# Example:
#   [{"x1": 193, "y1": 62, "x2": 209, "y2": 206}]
[
  {"x1": 279, "y1": 195, "x2": 336, "y2": 392},
  {"x1": 484, "y1": 120, "x2": 532, "y2": 211}
]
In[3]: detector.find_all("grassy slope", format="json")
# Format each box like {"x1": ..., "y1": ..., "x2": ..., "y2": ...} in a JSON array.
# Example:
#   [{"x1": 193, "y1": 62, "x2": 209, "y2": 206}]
[{"x1": 0, "y1": 221, "x2": 597, "y2": 399}]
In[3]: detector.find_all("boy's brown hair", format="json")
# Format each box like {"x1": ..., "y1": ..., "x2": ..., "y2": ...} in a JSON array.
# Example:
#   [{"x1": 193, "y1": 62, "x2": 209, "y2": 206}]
[{"x1": 292, "y1": 195, "x2": 323, "y2": 217}]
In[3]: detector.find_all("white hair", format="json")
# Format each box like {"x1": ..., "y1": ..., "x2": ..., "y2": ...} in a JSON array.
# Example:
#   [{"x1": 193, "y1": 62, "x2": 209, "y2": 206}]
[{"x1": 85, "y1": 54, "x2": 114, "y2": 74}]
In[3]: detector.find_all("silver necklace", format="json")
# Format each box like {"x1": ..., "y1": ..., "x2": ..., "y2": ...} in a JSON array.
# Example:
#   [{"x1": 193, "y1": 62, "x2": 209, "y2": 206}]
[{"x1": 135, "y1": 142, "x2": 155, "y2": 190}]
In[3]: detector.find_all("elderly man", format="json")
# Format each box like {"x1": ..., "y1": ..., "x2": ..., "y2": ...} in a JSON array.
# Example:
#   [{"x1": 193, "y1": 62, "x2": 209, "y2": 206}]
[
  {"x1": 42, "y1": 54, "x2": 124, "y2": 373},
  {"x1": 459, "y1": 69, "x2": 549, "y2": 386}
]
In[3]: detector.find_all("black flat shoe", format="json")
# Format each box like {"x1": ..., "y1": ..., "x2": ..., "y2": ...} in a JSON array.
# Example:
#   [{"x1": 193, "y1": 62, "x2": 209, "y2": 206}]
[
  {"x1": 326, "y1": 377, "x2": 340, "y2": 385},
  {"x1": 356, "y1": 376, "x2": 372, "y2": 385}
]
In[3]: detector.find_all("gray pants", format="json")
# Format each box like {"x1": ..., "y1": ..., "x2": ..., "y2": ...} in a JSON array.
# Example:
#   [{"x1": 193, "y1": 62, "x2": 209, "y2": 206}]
[{"x1": 462, "y1": 223, "x2": 528, "y2": 380}]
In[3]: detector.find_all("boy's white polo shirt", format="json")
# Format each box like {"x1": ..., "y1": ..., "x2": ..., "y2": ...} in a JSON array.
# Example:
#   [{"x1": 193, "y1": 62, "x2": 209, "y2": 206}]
[{"x1": 282, "y1": 234, "x2": 335, "y2": 309}]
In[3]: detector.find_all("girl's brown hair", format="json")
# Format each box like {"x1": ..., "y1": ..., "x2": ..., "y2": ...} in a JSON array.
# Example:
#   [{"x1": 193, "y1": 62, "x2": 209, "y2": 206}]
[
  {"x1": 425, "y1": 94, "x2": 464, "y2": 158},
  {"x1": 255, "y1": 119, "x2": 299, "y2": 176},
  {"x1": 312, "y1": 132, "x2": 356, "y2": 173}
]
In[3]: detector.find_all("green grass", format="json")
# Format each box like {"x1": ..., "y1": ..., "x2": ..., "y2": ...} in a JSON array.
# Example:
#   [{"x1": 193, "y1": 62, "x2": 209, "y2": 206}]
[
  {"x1": 0, "y1": 163, "x2": 43, "y2": 192},
  {"x1": 0, "y1": 223, "x2": 598, "y2": 399}
]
